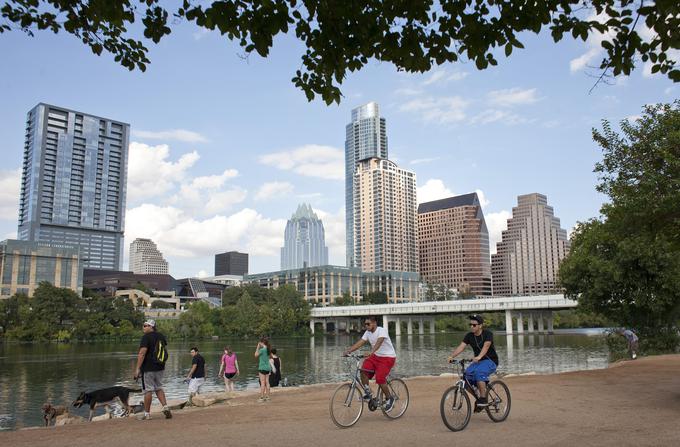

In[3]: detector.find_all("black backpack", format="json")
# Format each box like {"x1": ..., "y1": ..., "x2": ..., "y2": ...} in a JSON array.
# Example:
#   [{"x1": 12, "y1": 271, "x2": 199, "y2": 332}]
[{"x1": 152, "y1": 334, "x2": 168, "y2": 366}]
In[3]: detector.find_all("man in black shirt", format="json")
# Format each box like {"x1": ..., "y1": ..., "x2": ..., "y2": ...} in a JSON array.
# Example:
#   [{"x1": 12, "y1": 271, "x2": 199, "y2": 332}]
[
  {"x1": 185, "y1": 347, "x2": 206, "y2": 405},
  {"x1": 448, "y1": 314, "x2": 499, "y2": 409},
  {"x1": 134, "y1": 319, "x2": 172, "y2": 420}
]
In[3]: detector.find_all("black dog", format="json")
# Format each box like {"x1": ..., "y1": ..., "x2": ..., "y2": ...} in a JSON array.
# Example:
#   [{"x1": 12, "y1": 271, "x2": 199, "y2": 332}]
[{"x1": 72, "y1": 386, "x2": 141, "y2": 421}]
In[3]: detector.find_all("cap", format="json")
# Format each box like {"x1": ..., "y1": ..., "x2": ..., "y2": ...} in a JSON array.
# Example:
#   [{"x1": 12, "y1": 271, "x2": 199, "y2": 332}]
[
  {"x1": 144, "y1": 319, "x2": 156, "y2": 327},
  {"x1": 468, "y1": 314, "x2": 484, "y2": 324}
]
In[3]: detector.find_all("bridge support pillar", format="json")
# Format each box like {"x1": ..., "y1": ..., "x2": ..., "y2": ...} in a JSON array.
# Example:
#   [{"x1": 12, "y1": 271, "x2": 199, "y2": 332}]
[
  {"x1": 334, "y1": 320, "x2": 339, "y2": 335},
  {"x1": 527, "y1": 313, "x2": 535, "y2": 333},
  {"x1": 546, "y1": 311, "x2": 554, "y2": 334},
  {"x1": 383, "y1": 315, "x2": 390, "y2": 334},
  {"x1": 322, "y1": 320, "x2": 328, "y2": 333},
  {"x1": 407, "y1": 318, "x2": 413, "y2": 335},
  {"x1": 345, "y1": 318, "x2": 351, "y2": 334},
  {"x1": 537, "y1": 313, "x2": 544, "y2": 333},
  {"x1": 418, "y1": 318, "x2": 424, "y2": 335},
  {"x1": 395, "y1": 317, "x2": 401, "y2": 336},
  {"x1": 505, "y1": 310, "x2": 513, "y2": 335},
  {"x1": 516, "y1": 312, "x2": 524, "y2": 334},
  {"x1": 430, "y1": 317, "x2": 436, "y2": 334},
  {"x1": 310, "y1": 319, "x2": 315, "y2": 335}
]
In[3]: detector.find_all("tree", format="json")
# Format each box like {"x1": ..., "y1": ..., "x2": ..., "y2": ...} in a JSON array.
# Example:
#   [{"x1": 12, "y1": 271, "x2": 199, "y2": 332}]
[
  {"x1": 559, "y1": 101, "x2": 680, "y2": 351},
  {"x1": 364, "y1": 291, "x2": 388, "y2": 305},
  {"x1": 2, "y1": 1, "x2": 678, "y2": 104}
]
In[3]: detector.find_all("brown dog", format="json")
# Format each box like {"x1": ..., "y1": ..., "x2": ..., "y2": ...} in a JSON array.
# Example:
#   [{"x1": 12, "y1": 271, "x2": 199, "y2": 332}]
[{"x1": 42, "y1": 403, "x2": 68, "y2": 426}]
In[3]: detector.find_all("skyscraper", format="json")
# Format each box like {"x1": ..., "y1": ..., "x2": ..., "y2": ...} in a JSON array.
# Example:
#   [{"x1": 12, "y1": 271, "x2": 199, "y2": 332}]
[
  {"x1": 281, "y1": 203, "x2": 329, "y2": 270},
  {"x1": 345, "y1": 102, "x2": 388, "y2": 267},
  {"x1": 18, "y1": 103, "x2": 129, "y2": 270},
  {"x1": 129, "y1": 238, "x2": 169, "y2": 275},
  {"x1": 214, "y1": 251, "x2": 248, "y2": 276},
  {"x1": 491, "y1": 193, "x2": 570, "y2": 296},
  {"x1": 418, "y1": 193, "x2": 492, "y2": 296},
  {"x1": 353, "y1": 158, "x2": 418, "y2": 273}
]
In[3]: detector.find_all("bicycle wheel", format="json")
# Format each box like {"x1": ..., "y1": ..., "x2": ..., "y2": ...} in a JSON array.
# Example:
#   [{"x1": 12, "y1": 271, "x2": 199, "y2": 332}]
[
  {"x1": 329, "y1": 383, "x2": 364, "y2": 428},
  {"x1": 380, "y1": 378, "x2": 409, "y2": 419},
  {"x1": 440, "y1": 385, "x2": 471, "y2": 432},
  {"x1": 485, "y1": 380, "x2": 511, "y2": 422}
]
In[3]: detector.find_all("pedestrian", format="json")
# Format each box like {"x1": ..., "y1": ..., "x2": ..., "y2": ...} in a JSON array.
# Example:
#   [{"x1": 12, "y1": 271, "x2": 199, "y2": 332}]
[
  {"x1": 617, "y1": 328, "x2": 639, "y2": 359},
  {"x1": 254, "y1": 337, "x2": 272, "y2": 402},
  {"x1": 218, "y1": 347, "x2": 239, "y2": 392},
  {"x1": 185, "y1": 347, "x2": 206, "y2": 405},
  {"x1": 269, "y1": 348, "x2": 282, "y2": 388},
  {"x1": 133, "y1": 319, "x2": 172, "y2": 420}
]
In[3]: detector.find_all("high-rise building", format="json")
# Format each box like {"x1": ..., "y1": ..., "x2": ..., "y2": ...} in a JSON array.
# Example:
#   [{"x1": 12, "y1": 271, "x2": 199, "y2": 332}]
[
  {"x1": 129, "y1": 238, "x2": 169, "y2": 275},
  {"x1": 353, "y1": 158, "x2": 418, "y2": 273},
  {"x1": 491, "y1": 193, "x2": 570, "y2": 296},
  {"x1": 214, "y1": 251, "x2": 248, "y2": 276},
  {"x1": 345, "y1": 102, "x2": 388, "y2": 267},
  {"x1": 418, "y1": 193, "x2": 492, "y2": 296},
  {"x1": 281, "y1": 203, "x2": 329, "y2": 270},
  {"x1": 17, "y1": 103, "x2": 129, "y2": 270}
]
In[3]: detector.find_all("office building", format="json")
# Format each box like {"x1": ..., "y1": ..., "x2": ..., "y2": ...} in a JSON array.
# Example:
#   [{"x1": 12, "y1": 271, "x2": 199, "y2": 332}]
[
  {"x1": 418, "y1": 193, "x2": 492, "y2": 296},
  {"x1": 345, "y1": 102, "x2": 388, "y2": 267},
  {"x1": 491, "y1": 193, "x2": 570, "y2": 296},
  {"x1": 353, "y1": 158, "x2": 419, "y2": 273},
  {"x1": 129, "y1": 238, "x2": 169, "y2": 275},
  {"x1": 17, "y1": 103, "x2": 129, "y2": 270},
  {"x1": 281, "y1": 203, "x2": 329, "y2": 270},
  {"x1": 214, "y1": 251, "x2": 248, "y2": 276}
]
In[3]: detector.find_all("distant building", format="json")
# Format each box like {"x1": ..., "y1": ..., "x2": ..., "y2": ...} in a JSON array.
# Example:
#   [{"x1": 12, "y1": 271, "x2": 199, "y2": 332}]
[
  {"x1": 345, "y1": 102, "x2": 388, "y2": 267},
  {"x1": 281, "y1": 203, "x2": 329, "y2": 270},
  {"x1": 18, "y1": 103, "x2": 129, "y2": 270},
  {"x1": 0, "y1": 239, "x2": 83, "y2": 298},
  {"x1": 418, "y1": 193, "x2": 492, "y2": 296},
  {"x1": 491, "y1": 193, "x2": 570, "y2": 296},
  {"x1": 246, "y1": 265, "x2": 420, "y2": 304},
  {"x1": 83, "y1": 268, "x2": 176, "y2": 296},
  {"x1": 214, "y1": 251, "x2": 248, "y2": 276},
  {"x1": 129, "y1": 238, "x2": 169, "y2": 275},
  {"x1": 353, "y1": 158, "x2": 419, "y2": 273}
]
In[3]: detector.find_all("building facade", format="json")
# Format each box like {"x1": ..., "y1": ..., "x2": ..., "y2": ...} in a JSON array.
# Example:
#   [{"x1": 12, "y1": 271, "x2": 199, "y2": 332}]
[
  {"x1": 0, "y1": 239, "x2": 83, "y2": 298},
  {"x1": 345, "y1": 102, "x2": 388, "y2": 267},
  {"x1": 353, "y1": 158, "x2": 419, "y2": 273},
  {"x1": 246, "y1": 266, "x2": 420, "y2": 304},
  {"x1": 418, "y1": 193, "x2": 492, "y2": 296},
  {"x1": 214, "y1": 251, "x2": 248, "y2": 276},
  {"x1": 17, "y1": 103, "x2": 129, "y2": 270},
  {"x1": 281, "y1": 203, "x2": 329, "y2": 270},
  {"x1": 491, "y1": 193, "x2": 570, "y2": 296},
  {"x1": 129, "y1": 238, "x2": 169, "y2": 275}
]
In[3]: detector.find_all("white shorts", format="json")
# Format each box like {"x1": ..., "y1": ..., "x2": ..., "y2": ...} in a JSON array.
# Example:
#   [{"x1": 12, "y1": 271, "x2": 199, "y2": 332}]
[{"x1": 188, "y1": 377, "x2": 205, "y2": 394}]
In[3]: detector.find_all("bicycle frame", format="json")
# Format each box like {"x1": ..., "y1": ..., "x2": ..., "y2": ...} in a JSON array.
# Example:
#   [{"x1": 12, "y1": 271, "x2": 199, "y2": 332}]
[{"x1": 343, "y1": 354, "x2": 387, "y2": 406}]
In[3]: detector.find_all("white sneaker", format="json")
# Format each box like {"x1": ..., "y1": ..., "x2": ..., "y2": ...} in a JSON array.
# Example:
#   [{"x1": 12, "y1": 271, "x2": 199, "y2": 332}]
[{"x1": 137, "y1": 413, "x2": 152, "y2": 421}]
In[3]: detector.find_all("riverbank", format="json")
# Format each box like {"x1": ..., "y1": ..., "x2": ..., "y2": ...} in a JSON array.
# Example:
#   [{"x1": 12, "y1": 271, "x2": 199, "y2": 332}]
[{"x1": 2, "y1": 354, "x2": 678, "y2": 446}]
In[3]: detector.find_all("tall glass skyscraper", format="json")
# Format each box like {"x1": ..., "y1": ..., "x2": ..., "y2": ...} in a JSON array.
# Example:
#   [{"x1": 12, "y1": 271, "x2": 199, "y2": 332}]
[
  {"x1": 345, "y1": 102, "x2": 388, "y2": 267},
  {"x1": 281, "y1": 203, "x2": 329, "y2": 270},
  {"x1": 17, "y1": 103, "x2": 129, "y2": 270}
]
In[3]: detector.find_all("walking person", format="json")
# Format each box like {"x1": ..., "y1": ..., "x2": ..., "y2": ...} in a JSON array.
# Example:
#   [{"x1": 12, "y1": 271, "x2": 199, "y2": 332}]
[
  {"x1": 618, "y1": 328, "x2": 640, "y2": 359},
  {"x1": 269, "y1": 348, "x2": 282, "y2": 388},
  {"x1": 218, "y1": 347, "x2": 239, "y2": 392},
  {"x1": 133, "y1": 319, "x2": 172, "y2": 420},
  {"x1": 254, "y1": 337, "x2": 272, "y2": 402},
  {"x1": 185, "y1": 347, "x2": 206, "y2": 405}
]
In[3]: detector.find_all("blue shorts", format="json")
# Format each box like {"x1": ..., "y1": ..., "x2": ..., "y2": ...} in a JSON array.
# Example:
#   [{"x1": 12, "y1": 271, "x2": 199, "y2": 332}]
[{"x1": 465, "y1": 359, "x2": 497, "y2": 383}]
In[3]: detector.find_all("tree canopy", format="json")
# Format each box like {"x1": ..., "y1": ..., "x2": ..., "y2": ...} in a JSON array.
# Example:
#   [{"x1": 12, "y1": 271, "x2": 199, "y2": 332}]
[
  {"x1": 1, "y1": 1, "x2": 678, "y2": 103},
  {"x1": 559, "y1": 101, "x2": 680, "y2": 350}
]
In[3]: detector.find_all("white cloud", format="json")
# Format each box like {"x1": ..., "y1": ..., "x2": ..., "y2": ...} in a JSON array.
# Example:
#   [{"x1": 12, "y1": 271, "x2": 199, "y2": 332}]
[
  {"x1": 422, "y1": 69, "x2": 469, "y2": 86},
  {"x1": 0, "y1": 168, "x2": 21, "y2": 221},
  {"x1": 132, "y1": 129, "x2": 209, "y2": 143},
  {"x1": 189, "y1": 169, "x2": 239, "y2": 189},
  {"x1": 469, "y1": 109, "x2": 533, "y2": 125},
  {"x1": 410, "y1": 157, "x2": 441, "y2": 165},
  {"x1": 203, "y1": 189, "x2": 248, "y2": 214},
  {"x1": 395, "y1": 88, "x2": 423, "y2": 96},
  {"x1": 570, "y1": 47, "x2": 601, "y2": 72},
  {"x1": 487, "y1": 88, "x2": 540, "y2": 107},
  {"x1": 258, "y1": 145, "x2": 344, "y2": 180},
  {"x1": 400, "y1": 96, "x2": 469, "y2": 124},
  {"x1": 417, "y1": 179, "x2": 455, "y2": 203},
  {"x1": 423, "y1": 70, "x2": 448, "y2": 85},
  {"x1": 196, "y1": 270, "x2": 209, "y2": 278},
  {"x1": 312, "y1": 207, "x2": 345, "y2": 265},
  {"x1": 486, "y1": 210, "x2": 511, "y2": 254},
  {"x1": 255, "y1": 181, "x2": 294, "y2": 201},
  {"x1": 665, "y1": 86, "x2": 676, "y2": 95},
  {"x1": 475, "y1": 189, "x2": 490, "y2": 209},
  {"x1": 127, "y1": 142, "x2": 199, "y2": 203}
]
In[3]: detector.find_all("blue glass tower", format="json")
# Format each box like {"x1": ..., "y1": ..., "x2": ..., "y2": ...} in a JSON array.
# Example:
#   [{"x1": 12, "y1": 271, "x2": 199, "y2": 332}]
[{"x1": 281, "y1": 204, "x2": 329, "y2": 270}]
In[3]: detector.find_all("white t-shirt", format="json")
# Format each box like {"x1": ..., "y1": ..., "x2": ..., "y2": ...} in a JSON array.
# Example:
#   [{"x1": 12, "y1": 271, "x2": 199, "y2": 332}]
[{"x1": 362, "y1": 326, "x2": 396, "y2": 357}]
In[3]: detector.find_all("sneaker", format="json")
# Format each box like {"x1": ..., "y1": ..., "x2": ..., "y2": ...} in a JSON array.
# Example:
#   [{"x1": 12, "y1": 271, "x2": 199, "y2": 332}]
[
  {"x1": 264, "y1": 395, "x2": 270, "y2": 401},
  {"x1": 137, "y1": 413, "x2": 152, "y2": 420},
  {"x1": 475, "y1": 397, "x2": 489, "y2": 409},
  {"x1": 162, "y1": 406, "x2": 172, "y2": 419},
  {"x1": 632, "y1": 353, "x2": 637, "y2": 359},
  {"x1": 383, "y1": 397, "x2": 395, "y2": 413},
  {"x1": 257, "y1": 397, "x2": 265, "y2": 403}
]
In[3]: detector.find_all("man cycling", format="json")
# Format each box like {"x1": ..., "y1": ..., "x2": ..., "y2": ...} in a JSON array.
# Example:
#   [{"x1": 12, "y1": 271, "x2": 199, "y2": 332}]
[
  {"x1": 448, "y1": 314, "x2": 499, "y2": 410},
  {"x1": 343, "y1": 316, "x2": 396, "y2": 412}
]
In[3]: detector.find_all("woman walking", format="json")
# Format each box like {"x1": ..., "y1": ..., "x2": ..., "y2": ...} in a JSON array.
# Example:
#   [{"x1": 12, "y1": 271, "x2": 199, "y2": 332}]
[
  {"x1": 254, "y1": 337, "x2": 272, "y2": 402},
  {"x1": 269, "y1": 348, "x2": 282, "y2": 387},
  {"x1": 218, "y1": 347, "x2": 239, "y2": 392}
]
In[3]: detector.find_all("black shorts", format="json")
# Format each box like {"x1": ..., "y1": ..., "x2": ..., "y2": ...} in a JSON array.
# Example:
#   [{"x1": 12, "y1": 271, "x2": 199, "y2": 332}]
[
  {"x1": 224, "y1": 372, "x2": 236, "y2": 379},
  {"x1": 258, "y1": 369, "x2": 270, "y2": 375}
]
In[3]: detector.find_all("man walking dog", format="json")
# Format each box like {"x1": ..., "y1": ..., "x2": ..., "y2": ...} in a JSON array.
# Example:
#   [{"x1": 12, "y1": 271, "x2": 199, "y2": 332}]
[{"x1": 134, "y1": 319, "x2": 172, "y2": 420}]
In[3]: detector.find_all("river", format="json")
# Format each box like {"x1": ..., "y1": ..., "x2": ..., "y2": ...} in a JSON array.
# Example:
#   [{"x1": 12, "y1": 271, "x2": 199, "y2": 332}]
[{"x1": 0, "y1": 330, "x2": 608, "y2": 430}]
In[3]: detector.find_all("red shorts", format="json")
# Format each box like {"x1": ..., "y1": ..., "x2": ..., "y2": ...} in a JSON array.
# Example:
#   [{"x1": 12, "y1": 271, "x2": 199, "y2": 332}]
[{"x1": 362, "y1": 354, "x2": 396, "y2": 384}]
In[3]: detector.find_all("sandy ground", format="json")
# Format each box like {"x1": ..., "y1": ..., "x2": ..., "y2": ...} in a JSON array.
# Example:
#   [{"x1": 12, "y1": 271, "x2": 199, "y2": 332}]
[{"x1": 3, "y1": 354, "x2": 679, "y2": 447}]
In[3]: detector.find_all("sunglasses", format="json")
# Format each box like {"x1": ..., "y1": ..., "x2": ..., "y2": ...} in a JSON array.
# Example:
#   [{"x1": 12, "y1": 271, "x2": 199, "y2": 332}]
[{"x1": 470, "y1": 323, "x2": 479, "y2": 327}]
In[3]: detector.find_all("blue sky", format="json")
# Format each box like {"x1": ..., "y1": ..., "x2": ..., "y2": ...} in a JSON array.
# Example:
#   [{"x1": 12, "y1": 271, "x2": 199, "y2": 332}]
[{"x1": 0, "y1": 19, "x2": 676, "y2": 277}]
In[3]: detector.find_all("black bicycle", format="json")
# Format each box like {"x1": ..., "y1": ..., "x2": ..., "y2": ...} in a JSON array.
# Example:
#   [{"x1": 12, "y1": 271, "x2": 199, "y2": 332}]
[{"x1": 440, "y1": 359, "x2": 511, "y2": 431}]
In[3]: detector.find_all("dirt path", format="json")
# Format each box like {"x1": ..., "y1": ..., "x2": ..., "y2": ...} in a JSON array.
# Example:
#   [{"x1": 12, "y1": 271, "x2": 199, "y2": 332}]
[{"x1": 3, "y1": 354, "x2": 679, "y2": 447}]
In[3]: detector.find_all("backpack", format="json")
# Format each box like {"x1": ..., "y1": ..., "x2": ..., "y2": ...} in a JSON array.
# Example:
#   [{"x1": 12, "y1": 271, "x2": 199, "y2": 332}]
[{"x1": 152, "y1": 334, "x2": 168, "y2": 366}]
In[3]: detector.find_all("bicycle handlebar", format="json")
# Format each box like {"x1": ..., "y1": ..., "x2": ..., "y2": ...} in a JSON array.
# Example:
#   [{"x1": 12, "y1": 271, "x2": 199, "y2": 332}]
[
  {"x1": 448, "y1": 358, "x2": 475, "y2": 364},
  {"x1": 343, "y1": 353, "x2": 366, "y2": 359}
]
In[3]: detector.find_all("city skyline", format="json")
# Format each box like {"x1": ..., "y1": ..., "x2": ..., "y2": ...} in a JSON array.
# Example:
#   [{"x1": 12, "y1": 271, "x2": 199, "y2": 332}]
[
  {"x1": 0, "y1": 23, "x2": 675, "y2": 277},
  {"x1": 281, "y1": 203, "x2": 329, "y2": 270}
]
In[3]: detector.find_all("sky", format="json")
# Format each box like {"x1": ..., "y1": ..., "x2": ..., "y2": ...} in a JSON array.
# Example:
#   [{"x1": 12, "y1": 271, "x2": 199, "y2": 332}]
[{"x1": 0, "y1": 15, "x2": 676, "y2": 278}]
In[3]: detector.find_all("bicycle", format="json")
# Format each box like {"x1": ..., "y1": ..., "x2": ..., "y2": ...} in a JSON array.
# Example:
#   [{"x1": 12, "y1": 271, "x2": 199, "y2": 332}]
[
  {"x1": 329, "y1": 353, "x2": 409, "y2": 428},
  {"x1": 440, "y1": 359, "x2": 511, "y2": 432}
]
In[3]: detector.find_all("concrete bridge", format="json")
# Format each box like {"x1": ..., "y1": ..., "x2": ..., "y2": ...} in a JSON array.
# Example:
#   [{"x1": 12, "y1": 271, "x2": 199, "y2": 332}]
[{"x1": 309, "y1": 294, "x2": 577, "y2": 335}]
